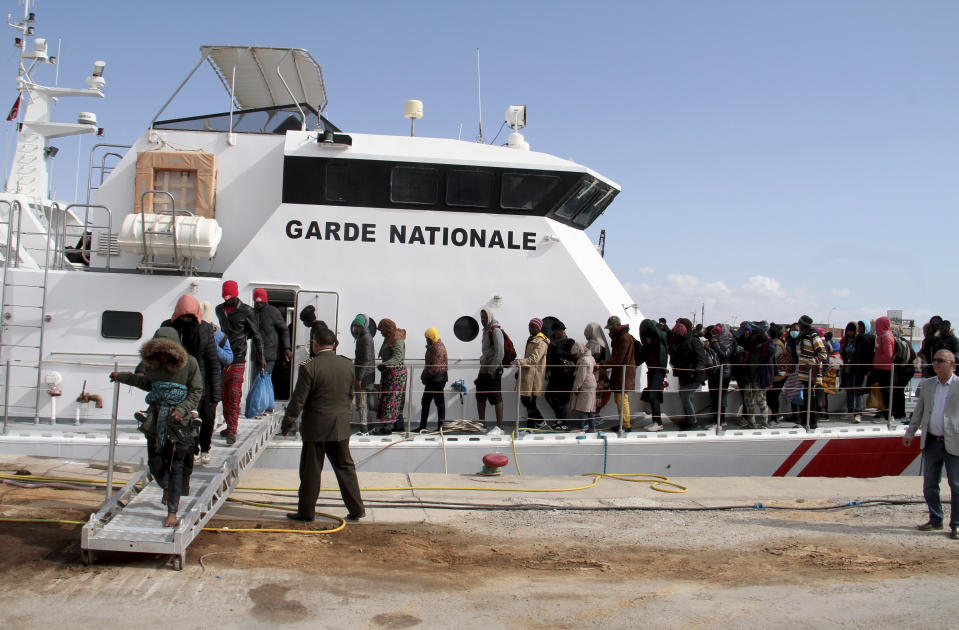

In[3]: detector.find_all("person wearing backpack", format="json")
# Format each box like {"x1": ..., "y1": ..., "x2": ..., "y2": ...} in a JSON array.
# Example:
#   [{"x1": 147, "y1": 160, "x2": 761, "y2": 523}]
[
  {"x1": 891, "y1": 324, "x2": 917, "y2": 421},
  {"x1": 870, "y1": 316, "x2": 896, "y2": 422},
  {"x1": 707, "y1": 323, "x2": 737, "y2": 428},
  {"x1": 669, "y1": 323, "x2": 708, "y2": 430},
  {"x1": 476, "y1": 307, "x2": 506, "y2": 432},
  {"x1": 514, "y1": 318, "x2": 549, "y2": 428},
  {"x1": 639, "y1": 318, "x2": 668, "y2": 432},
  {"x1": 739, "y1": 328, "x2": 774, "y2": 428}
]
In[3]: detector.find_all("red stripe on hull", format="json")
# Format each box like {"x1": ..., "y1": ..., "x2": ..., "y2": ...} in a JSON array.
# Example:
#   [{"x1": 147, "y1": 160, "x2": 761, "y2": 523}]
[
  {"x1": 796, "y1": 436, "x2": 921, "y2": 478},
  {"x1": 773, "y1": 439, "x2": 816, "y2": 477}
]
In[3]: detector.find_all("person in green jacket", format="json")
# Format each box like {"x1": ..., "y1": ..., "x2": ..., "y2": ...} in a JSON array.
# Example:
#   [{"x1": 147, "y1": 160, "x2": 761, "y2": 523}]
[{"x1": 110, "y1": 327, "x2": 202, "y2": 527}]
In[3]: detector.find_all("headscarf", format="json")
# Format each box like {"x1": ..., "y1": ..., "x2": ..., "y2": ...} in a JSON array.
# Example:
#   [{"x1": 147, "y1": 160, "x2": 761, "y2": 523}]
[
  {"x1": 570, "y1": 341, "x2": 587, "y2": 358},
  {"x1": 172, "y1": 294, "x2": 202, "y2": 322},
  {"x1": 378, "y1": 318, "x2": 406, "y2": 346},
  {"x1": 352, "y1": 314, "x2": 367, "y2": 329},
  {"x1": 529, "y1": 318, "x2": 543, "y2": 331},
  {"x1": 583, "y1": 322, "x2": 610, "y2": 358},
  {"x1": 199, "y1": 300, "x2": 218, "y2": 332},
  {"x1": 425, "y1": 327, "x2": 440, "y2": 343},
  {"x1": 672, "y1": 323, "x2": 688, "y2": 338}
]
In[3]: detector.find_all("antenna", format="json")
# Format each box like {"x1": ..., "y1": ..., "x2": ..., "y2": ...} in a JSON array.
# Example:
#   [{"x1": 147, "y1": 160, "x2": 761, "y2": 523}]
[{"x1": 475, "y1": 48, "x2": 483, "y2": 143}]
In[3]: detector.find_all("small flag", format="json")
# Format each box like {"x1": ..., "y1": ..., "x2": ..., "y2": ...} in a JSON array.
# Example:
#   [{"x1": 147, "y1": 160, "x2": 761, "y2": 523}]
[{"x1": 6, "y1": 92, "x2": 21, "y2": 121}]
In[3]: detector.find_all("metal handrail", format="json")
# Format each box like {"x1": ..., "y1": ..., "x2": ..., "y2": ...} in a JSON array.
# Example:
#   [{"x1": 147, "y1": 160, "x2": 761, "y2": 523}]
[
  {"x1": 63, "y1": 203, "x2": 113, "y2": 268},
  {"x1": 275, "y1": 49, "x2": 306, "y2": 131},
  {"x1": 0, "y1": 199, "x2": 14, "y2": 356},
  {"x1": 85, "y1": 143, "x2": 131, "y2": 207},
  {"x1": 138, "y1": 190, "x2": 195, "y2": 273}
]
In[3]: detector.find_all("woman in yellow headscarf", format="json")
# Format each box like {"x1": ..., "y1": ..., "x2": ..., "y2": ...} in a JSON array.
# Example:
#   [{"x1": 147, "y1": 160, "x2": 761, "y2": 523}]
[{"x1": 418, "y1": 327, "x2": 448, "y2": 432}]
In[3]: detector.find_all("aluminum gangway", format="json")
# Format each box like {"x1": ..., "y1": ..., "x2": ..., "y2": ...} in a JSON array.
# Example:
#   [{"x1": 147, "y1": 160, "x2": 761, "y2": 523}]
[{"x1": 80, "y1": 413, "x2": 280, "y2": 570}]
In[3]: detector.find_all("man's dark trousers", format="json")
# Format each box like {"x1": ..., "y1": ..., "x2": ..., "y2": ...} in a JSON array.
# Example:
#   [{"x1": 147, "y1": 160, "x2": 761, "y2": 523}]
[
  {"x1": 298, "y1": 440, "x2": 364, "y2": 518},
  {"x1": 922, "y1": 435, "x2": 959, "y2": 528}
]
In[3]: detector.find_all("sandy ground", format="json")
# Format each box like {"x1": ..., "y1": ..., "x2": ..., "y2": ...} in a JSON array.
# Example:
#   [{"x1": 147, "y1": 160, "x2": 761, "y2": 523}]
[{"x1": 0, "y1": 455, "x2": 957, "y2": 629}]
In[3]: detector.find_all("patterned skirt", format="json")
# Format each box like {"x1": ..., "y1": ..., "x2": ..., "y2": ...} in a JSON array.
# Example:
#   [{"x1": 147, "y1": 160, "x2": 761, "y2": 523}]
[{"x1": 377, "y1": 366, "x2": 408, "y2": 420}]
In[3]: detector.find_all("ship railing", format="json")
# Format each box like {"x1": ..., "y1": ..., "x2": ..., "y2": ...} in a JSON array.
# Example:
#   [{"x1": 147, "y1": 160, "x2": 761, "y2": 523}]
[
  {"x1": 352, "y1": 359, "x2": 922, "y2": 438},
  {"x1": 1, "y1": 353, "x2": 138, "y2": 434},
  {"x1": 85, "y1": 143, "x2": 131, "y2": 207},
  {"x1": 61, "y1": 204, "x2": 115, "y2": 269}
]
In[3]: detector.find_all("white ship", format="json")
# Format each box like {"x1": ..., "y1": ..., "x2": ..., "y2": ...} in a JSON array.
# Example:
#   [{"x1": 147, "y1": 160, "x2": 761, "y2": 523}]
[{"x1": 0, "y1": 5, "x2": 920, "y2": 479}]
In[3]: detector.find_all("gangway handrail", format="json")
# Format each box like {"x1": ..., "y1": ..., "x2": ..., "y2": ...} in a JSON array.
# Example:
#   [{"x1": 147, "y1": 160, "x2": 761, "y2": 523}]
[{"x1": 81, "y1": 412, "x2": 282, "y2": 570}]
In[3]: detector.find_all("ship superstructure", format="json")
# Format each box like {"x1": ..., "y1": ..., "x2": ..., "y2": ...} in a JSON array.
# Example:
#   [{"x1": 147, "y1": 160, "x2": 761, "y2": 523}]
[{"x1": 0, "y1": 13, "x2": 921, "y2": 479}]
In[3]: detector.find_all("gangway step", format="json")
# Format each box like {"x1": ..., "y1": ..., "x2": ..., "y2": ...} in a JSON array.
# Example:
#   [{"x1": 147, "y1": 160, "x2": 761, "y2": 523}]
[{"x1": 80, "y1": 413, "x2": 280, "y2": 570}]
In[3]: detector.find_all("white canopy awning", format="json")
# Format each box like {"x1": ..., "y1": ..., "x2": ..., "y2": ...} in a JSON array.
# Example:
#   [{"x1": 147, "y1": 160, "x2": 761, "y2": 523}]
[{"x1": 201, "y1": 46, "x2": 327, "y2": 112}]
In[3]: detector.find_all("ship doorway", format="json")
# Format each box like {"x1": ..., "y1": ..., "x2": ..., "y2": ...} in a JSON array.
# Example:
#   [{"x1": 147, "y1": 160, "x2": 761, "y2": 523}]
[
  {"x1": 292, "y1": 290, "x2": 340, "y2": 389},
  {"x1": 250, "y1": 288, "x2": 297, "y2": 402}
]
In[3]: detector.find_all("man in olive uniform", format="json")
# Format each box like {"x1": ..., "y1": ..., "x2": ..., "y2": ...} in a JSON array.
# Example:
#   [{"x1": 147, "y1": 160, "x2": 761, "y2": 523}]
[{"x1": 282, "y1": 328, "x2": 365, "y2": 522}]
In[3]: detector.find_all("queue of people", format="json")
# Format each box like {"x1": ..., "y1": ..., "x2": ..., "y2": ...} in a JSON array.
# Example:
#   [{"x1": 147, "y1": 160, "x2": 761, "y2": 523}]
[{"x1": 338, "y1": 308, "x2": 939, "y2": 436}]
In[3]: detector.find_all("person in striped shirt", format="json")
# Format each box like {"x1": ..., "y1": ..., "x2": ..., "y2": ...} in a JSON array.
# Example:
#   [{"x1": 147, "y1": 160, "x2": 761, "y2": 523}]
[{"x1": 795, "y1": 314, "x2": 828, "y2": 429}]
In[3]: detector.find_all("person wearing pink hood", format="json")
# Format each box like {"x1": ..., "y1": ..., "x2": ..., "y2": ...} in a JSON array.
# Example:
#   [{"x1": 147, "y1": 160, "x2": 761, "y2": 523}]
[
  {"x1": 870, "y1": 315, "x2": 896, "y2": 421},
  {"x1": 161, "y1": 294, "x2": 221, "y2": 465},
  {"x1": 215, "y1": 280, "x2": 266, "y2": 444}
]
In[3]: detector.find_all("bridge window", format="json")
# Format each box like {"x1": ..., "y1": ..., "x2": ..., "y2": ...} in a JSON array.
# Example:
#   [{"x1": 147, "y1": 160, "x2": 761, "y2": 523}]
[
  {"x1": 446, "y1": 170, "x2": 491, "y2": 209},
  {"x1": 325, "y1": 163, "x2": 352, "y2": 202},
  {"x1": 501, "y1": 173, "x2": 559, "y2": 211},
  {"x1": 391, "y1": 166, "x2": 438, "y2": 205}
]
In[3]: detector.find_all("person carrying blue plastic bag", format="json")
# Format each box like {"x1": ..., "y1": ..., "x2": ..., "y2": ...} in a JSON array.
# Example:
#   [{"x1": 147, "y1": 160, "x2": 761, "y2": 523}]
[{"x1": 246, "y1": 369, "x2": 271, "y2": 418}]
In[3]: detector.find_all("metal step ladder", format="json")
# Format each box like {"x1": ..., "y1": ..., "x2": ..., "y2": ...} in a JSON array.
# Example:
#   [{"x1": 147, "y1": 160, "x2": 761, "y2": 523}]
[
  {"x1": 80, "y1": 413, "x2": 281, "y2": 570},
  {"x1": 0, "y1": 199, "x2": 52, "y2": 424}
]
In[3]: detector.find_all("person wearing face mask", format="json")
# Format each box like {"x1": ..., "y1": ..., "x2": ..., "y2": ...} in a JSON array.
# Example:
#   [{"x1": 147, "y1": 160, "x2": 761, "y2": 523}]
[
  {"x1": 780, "y1": 323, "x2": 803, "y2": 425},
  {"x1": 251, "y1": 288, "x2": 293, "y2": 413},
  {"x1": 215, "y1": 280, "x2": 266, "y2": 445}
]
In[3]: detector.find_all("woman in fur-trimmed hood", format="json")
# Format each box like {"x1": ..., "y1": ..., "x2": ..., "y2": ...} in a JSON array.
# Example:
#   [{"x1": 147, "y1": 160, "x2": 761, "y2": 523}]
[
  {"x1": 110, "y1": 327, "x2": 202, "y2": 527},
  {"x1": 112, "y1": 327, "x2": 203, "y2": 432}
]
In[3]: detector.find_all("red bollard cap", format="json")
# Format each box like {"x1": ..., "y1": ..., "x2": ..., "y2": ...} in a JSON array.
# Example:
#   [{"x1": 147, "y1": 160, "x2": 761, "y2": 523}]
[{"x1": 483, "y1": 453, "x2": 509, "y2": 468}]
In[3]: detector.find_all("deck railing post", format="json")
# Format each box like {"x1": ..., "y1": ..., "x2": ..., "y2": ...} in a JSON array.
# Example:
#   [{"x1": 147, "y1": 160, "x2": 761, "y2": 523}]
[
  {"x1": 618, "y1": 366, "x2": 626, "y2": 435},
  {"x1": 805, "y1": 371, "x2": 813, "y2": 430},
  {"x1": 715, "y1": 366, "x2": 722, "y2": 432},
  {"x1": 405, "y1": 364, "x2": 413, "y2": 438},
  {"x1": 515, "y1": 364, "x2": 522, "y2": 434},
  {"x1": 106, "y1": 361, "x2": 120, "y2": 502},
  {"x1": 888, "y1": 365, "x2": 895, "y2": 428}
]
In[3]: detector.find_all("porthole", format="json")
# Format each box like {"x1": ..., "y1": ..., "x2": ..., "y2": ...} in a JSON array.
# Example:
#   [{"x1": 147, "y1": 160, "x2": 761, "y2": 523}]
[{"x1": 453, "y1": 315, "x2": 480, "y2": 342}]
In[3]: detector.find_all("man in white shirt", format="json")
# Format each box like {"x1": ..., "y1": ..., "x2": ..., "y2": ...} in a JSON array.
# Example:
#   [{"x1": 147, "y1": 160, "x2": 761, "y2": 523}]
[{"x1": 904, "y1": 349, "x2": 959, "y2": 539}]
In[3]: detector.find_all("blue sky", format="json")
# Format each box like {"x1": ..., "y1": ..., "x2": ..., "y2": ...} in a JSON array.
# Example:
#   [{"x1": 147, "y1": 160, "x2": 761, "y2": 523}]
[{"x1": 5, "y1": 0, "x2": 957, "y2": 332}]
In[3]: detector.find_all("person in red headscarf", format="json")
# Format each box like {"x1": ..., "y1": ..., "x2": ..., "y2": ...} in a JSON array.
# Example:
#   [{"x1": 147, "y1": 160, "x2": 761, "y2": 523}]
[
  {"x1": 251, "y1": 288, "x2": 293, "y2": 413},
  {"x1": 215, "y1": 280, "x2": 266, "y2": 444}
]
